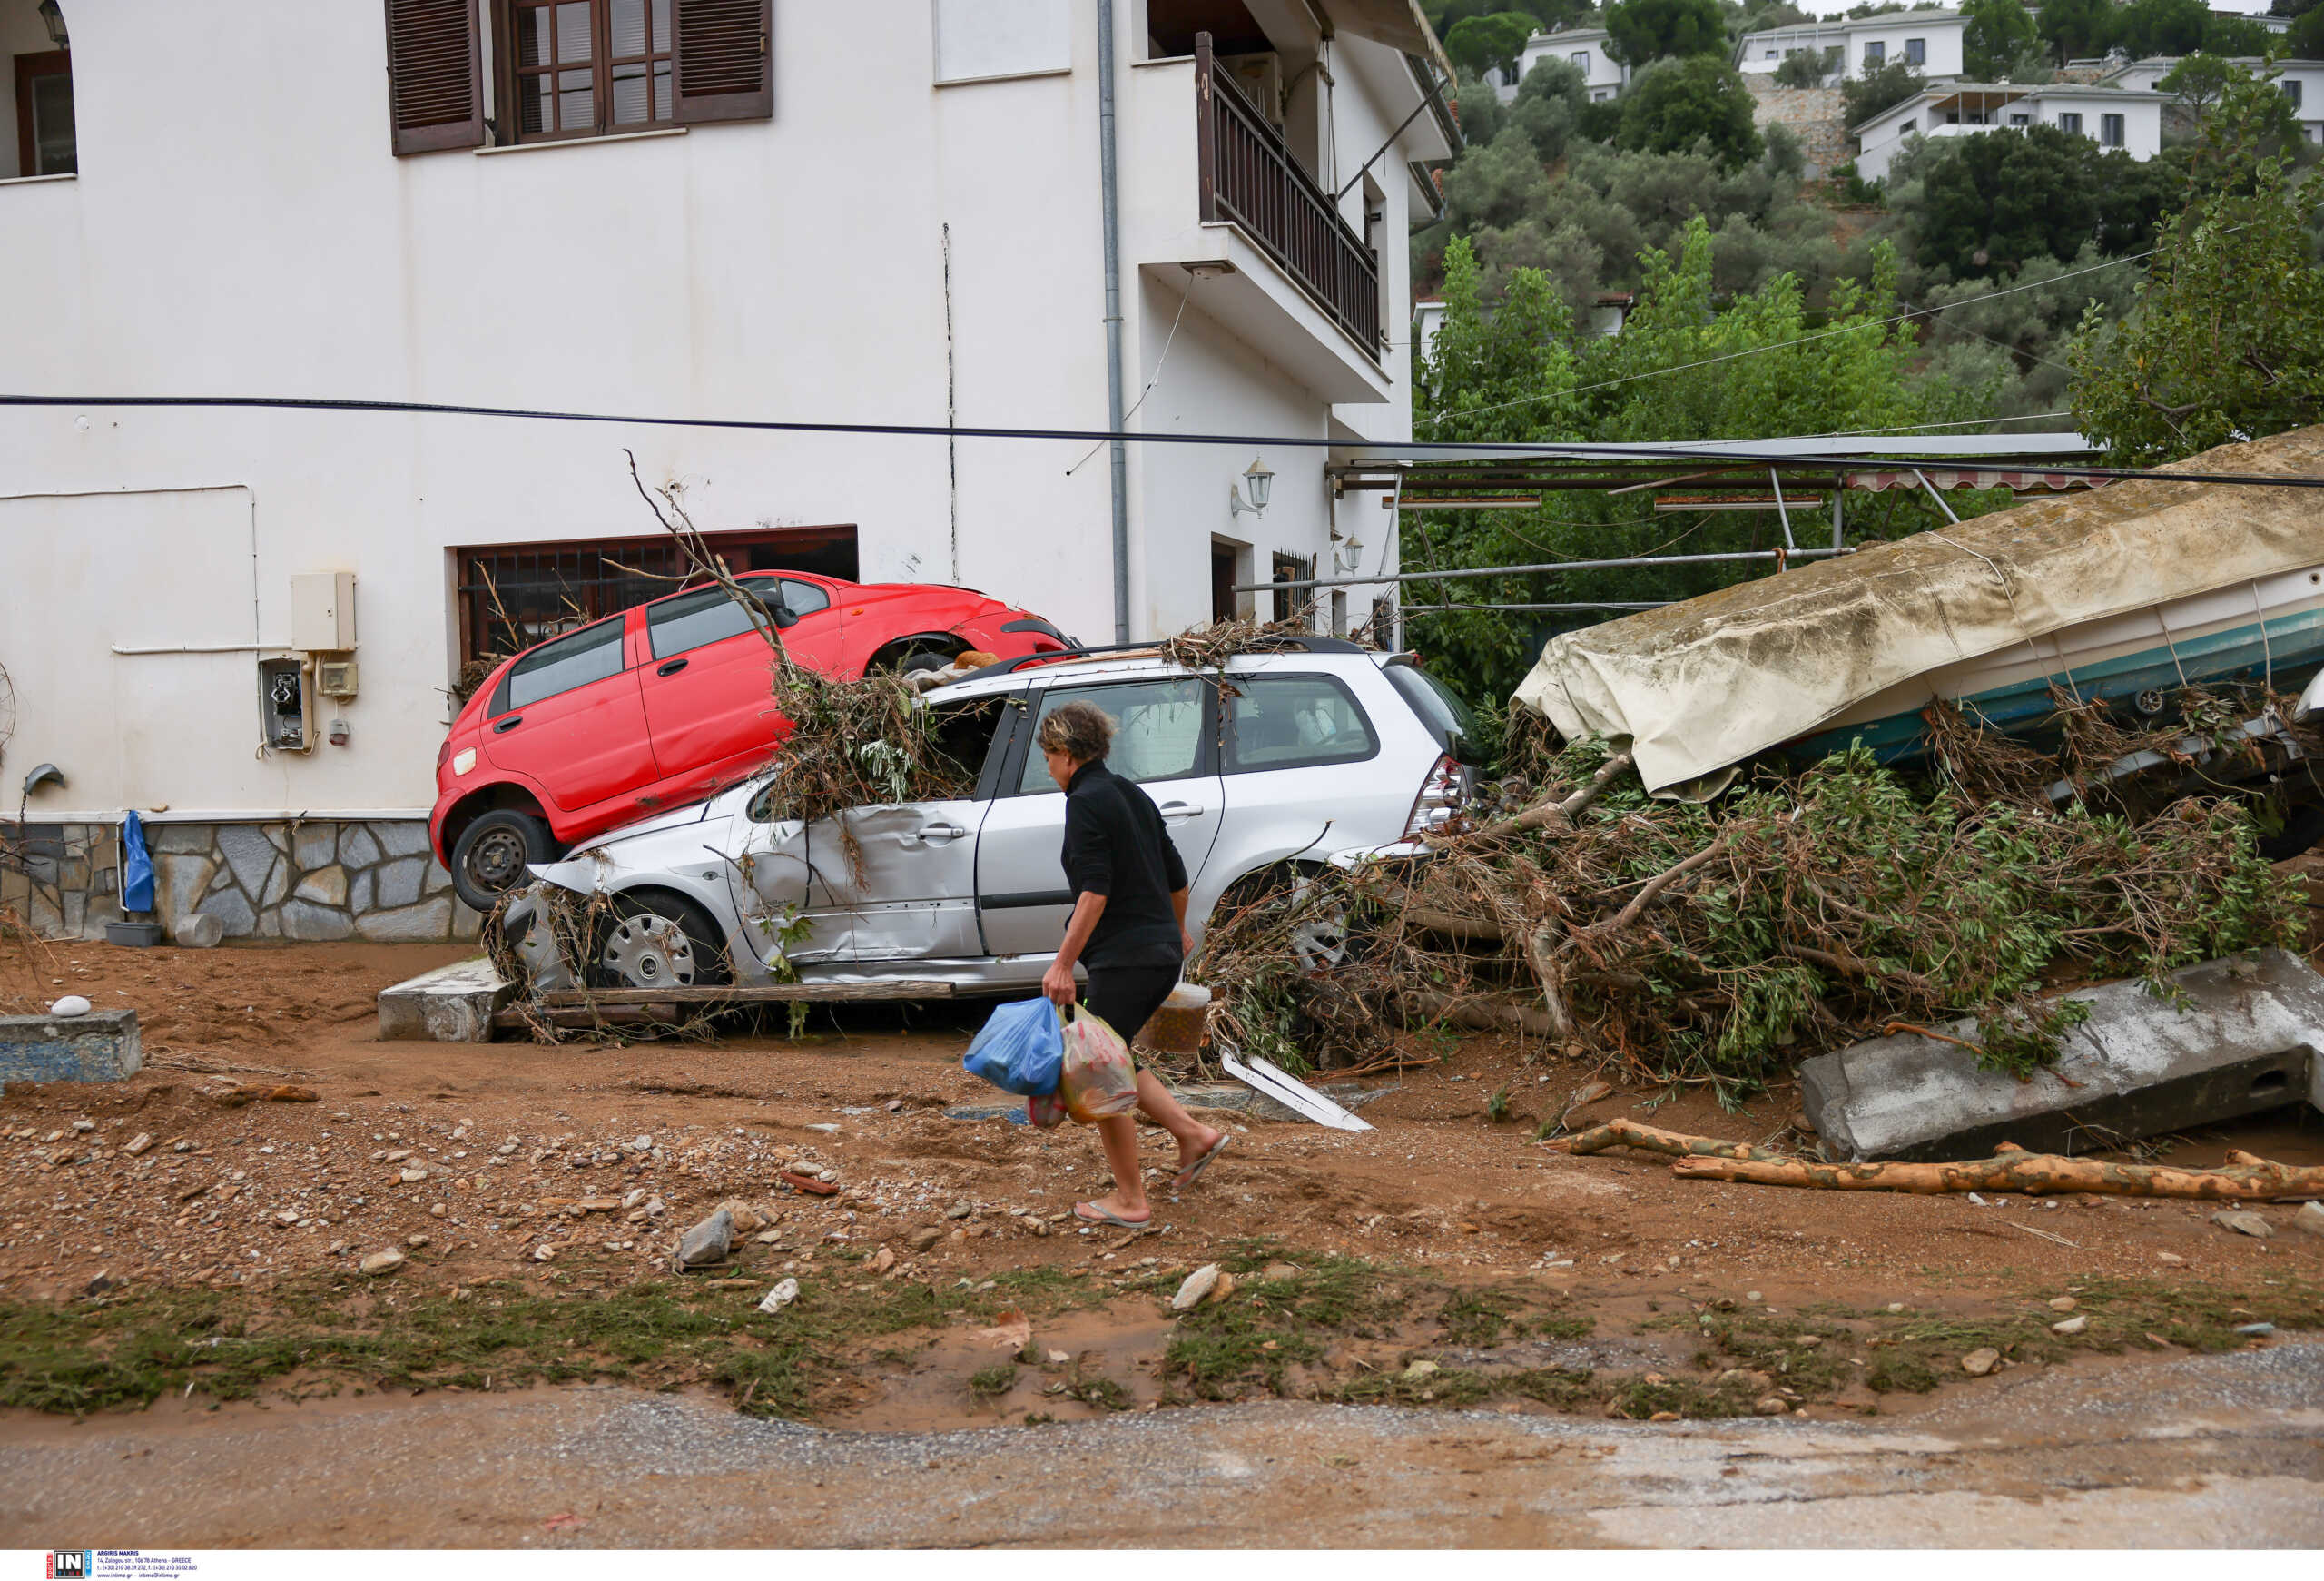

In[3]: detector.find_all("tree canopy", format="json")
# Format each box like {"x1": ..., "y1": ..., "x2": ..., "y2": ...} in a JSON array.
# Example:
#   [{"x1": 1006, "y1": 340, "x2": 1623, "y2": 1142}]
[
  {"x1": 1962, "y1": 0, "x2": 2040, "y2": 78},
  {"x1": 2069, "y1": 76, "x2": 2324, "y2": 463},
  {"x1": 1603, "y1": 0, "x2": 1728, "y2": 64},
  {"x1": 1842, "y1": 60, "x2": 1925, "y2": 125},
  {"x1": 1444, "y1": 11, "x2": 1541, "y2": 78},
  {"x1": 1907, "y1": 124, "x2": 2181, "y2": 276},
  {"x1": 1617, "y1": 56, "x2": 1765, "y2": 166}
]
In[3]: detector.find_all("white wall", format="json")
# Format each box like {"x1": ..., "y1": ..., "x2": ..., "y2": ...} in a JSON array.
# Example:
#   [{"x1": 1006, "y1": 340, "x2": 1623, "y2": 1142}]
[
  {"x1": 1738, "y1": 15, "x2": 1965, "y2": 81},
  {"x1": 1502, "y1": 30, "x2": 1627, "y2": 103},
  {"x1": 0, "y1": 0, "x2": 1428, "y2": 818}
]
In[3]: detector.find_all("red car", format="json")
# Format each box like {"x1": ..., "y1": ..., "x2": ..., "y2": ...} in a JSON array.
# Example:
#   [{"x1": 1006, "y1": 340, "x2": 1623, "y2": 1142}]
[{"x1": 430, "y1": 571, "x2": 1070, "y2": 910}]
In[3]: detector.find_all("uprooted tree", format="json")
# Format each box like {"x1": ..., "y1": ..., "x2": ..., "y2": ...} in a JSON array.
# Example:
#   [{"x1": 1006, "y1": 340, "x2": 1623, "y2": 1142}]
[{"x1": 1190, "y1": 685, "x2": 2311, "y2": 1097}]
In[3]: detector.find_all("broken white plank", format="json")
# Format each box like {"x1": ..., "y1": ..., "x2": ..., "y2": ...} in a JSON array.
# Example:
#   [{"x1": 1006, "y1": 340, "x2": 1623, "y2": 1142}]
[{"x1": 1220, "y1": 1046, "x2": 1374, "y2": 1131}]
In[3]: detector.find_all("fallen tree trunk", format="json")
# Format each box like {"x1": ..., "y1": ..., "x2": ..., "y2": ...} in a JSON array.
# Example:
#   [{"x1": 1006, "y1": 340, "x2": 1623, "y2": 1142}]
[
  {"x1": 1554, "y1": 1116, "x2": 1794, "y2": 1163},
  {"x1": 1671, "y1": 1143, "x2": 2324, "y2": 1199},
  {"x1": 1401, "y1": 989, "x2": 1563, "y2": 1039},
  {"x1": 1475, "y1": 750, "x2": 1635, "y2": 842}
]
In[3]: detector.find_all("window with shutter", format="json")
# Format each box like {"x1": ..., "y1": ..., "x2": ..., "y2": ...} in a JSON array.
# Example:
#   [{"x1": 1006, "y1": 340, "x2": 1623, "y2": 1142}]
[
  {"x1": 673, "y1": 0, "x2": 772, "y2": 124},
  {"x1": 384, "y1": 0, "x2": 485, "y2": 154}
]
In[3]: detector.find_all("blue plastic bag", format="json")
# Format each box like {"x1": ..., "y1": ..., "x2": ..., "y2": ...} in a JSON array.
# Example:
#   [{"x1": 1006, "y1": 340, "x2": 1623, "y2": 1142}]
[
  {"x1": 961, "y1": 997, "x2": 1064, "y2": 1096},
  {"x1": 121, "y1": 811, "x2": 155, "y2": 914}
]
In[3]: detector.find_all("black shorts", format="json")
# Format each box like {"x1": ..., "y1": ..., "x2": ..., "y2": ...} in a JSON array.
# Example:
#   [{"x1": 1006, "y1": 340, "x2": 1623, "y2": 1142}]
[{"x1": 1081, "y1": 963, "x2": 1181, "y2": 1064}]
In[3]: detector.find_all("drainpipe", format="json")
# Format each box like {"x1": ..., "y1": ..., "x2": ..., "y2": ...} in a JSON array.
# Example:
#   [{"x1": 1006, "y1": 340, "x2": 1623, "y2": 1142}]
[{"x1": 1098, "y1": 0, "x2": 1131, "y2": 643}]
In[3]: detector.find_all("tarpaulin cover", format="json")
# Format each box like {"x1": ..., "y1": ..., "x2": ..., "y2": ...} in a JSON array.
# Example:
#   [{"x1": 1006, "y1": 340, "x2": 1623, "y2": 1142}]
[
  {"x1": 121, "y1": 811, "x2": 154, "y2": 914},
  {"x1": 1512, "y1": 426, "x2": 2324, "y2": 793}
]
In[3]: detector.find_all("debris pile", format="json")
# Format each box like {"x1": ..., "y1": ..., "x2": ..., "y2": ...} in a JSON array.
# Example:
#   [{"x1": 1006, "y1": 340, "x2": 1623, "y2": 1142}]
[{"x1": 1191, "y1": 691, "x2": 2313, "y2": 1095}]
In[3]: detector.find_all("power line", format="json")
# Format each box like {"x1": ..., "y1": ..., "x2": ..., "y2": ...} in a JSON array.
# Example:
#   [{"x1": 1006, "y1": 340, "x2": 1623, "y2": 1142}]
[
  {"x1": 1421, "y1": 243, "x2": 2163, "y2": 429},
  {"x1": 3, "y1": 391, "x2": 2318, "y2": 489}
]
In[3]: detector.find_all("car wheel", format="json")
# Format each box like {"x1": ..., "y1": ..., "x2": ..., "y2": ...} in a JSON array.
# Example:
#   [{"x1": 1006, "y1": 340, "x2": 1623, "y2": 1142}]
[
  {"x1": 450, "y1": 809, "x2": 555, "y2": 913},
  {"x1": 1216, "y1": 862, "x2": 1354, "y2": 975},
  {"x1": 590, "y1": 894, "x2": 733, "y2": 991}
]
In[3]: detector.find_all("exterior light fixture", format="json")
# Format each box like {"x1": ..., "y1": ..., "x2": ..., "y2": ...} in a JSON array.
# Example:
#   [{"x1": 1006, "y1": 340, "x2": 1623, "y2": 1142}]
[
  {"x1": 38, "y1": 1, "x2": 67, "y2": 47},
  {"x1": 1229, "y1": 457, "x2": 1274, "y2": 519}
]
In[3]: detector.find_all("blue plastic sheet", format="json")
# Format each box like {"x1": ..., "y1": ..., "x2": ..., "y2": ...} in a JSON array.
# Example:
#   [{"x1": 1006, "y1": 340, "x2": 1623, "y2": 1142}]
[
  {"x1": 121, "y1": 811, "x2": 155, "y2": 914},
  {"x1": 961, "y1": 997, "x2": 1064, "y2": 1096}
]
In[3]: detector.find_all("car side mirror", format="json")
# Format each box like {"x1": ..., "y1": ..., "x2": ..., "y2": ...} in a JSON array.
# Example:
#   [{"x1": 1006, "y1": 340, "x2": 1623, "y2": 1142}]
[{"x1": 764, "y1": 599, "x2": 800, "y2": 630}]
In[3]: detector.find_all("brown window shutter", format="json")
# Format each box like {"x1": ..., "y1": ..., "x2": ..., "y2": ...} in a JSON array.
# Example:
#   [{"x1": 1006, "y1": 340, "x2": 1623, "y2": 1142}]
[
  {"x1": 673, "y1": 0, "x2": 773, "y2": 124},
  {"x1": 384, "y1": 0, "x2": 484, "y2": 154}
]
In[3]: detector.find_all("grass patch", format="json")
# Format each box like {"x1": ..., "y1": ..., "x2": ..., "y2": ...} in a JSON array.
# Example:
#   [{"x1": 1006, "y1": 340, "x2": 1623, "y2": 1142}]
[
  {"x1": 967, "y1": 1363, "x2": 1017, "y2": 1398},
  {"x1": 0, "y1": 1260, "x2": 1102, "y2": 1422}
]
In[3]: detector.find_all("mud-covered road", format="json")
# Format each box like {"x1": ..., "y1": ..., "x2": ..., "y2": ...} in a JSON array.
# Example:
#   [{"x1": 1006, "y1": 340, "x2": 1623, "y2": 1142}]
[{"x1": 7, "y1": 1341, "x2": 2322, "y2": 1547}]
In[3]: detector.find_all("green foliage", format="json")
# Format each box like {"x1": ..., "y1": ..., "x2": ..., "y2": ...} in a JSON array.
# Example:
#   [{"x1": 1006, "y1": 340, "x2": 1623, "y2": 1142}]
[
  {"x1": 1842, "y1": 59, "x2": 1925, "y2": 126},
  {"x1": 1772, "y1": 48, "x2": 1833, "y2": 88},
  {"x1": 2157, "y1": 52, "x2": 2244, "y2": 118},
  {"x1": 1961, "y1": 0, "x2": 2039, "y2": 78},
  {"x1": 1508, "y1": 54, "x2": 1590, "y2": 162},
  {"x1": 2070, "y1": 77, "x2": 2324, "y2": 463},
  {"x1": 2035, "y1": 0, "x2": 2117, "y2": 64},
  {"x1": 1423, "y1": 0, "x2": 1591, "y2": 35},
  {"x1": 1617, "y1": 57, "x2": 1764, "y2": 167},
  {"x1": 1445, "y1": 10, "x2": 1542, "y2": 78},
  {"x1": 1905, "y1": 124, "x2": 2179, "y2": 276},
  {"x1": 1603, "y1": 0, "x2": 1728, "y2": 64},
  {"x1": 1411, "y1": 227, "x2": 1973, "y2": 703}
]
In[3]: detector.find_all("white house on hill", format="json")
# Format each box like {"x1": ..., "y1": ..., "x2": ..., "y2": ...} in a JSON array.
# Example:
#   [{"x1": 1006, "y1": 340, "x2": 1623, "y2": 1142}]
[
  {"x1": 0, "y1": 0, "x2": 1456, "y2": 944},
  {"x1": 1496, "y1": 26, "x2": 1628, "y2": 103},
  {"x1": 1735, "y1": 7, "x2": 1965, "y2": 83},
  {"x1": 1853, "y1": 80, "x2": 2168, "y2": 180},
  {"x1": 2104, "y1": 55, "x2": 2324, "y2": 143}
]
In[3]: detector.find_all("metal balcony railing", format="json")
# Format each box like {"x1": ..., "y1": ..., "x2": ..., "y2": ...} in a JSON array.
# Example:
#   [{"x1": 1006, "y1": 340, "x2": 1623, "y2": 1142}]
[{"x1": 1195, "y1": 33, "x2": 1383, "y2": 359}]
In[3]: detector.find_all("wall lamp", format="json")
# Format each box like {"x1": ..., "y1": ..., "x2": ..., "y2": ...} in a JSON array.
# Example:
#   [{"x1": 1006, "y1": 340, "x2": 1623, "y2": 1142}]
[
  {"x1": 39, "y1": 1, "x2": 67, "y2": 48},
  {"x1": 1228, "y1": 457, "x2": 1274, "y2": 519}
]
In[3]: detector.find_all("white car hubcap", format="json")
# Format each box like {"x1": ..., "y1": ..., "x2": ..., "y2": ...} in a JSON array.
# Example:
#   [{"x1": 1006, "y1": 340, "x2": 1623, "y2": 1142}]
[
  {"x1": 599, "y1": 914, "x2": 697, "y2": 989},
  {"x1": 1285, "y1": 875, "x2": 1349, "y2": 974}
]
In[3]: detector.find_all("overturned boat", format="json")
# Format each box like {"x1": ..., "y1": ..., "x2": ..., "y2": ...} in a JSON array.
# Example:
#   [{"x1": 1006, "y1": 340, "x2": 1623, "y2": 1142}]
[{"x1": 1514, "y1": 426, "x2": 2324, "y2": 794}]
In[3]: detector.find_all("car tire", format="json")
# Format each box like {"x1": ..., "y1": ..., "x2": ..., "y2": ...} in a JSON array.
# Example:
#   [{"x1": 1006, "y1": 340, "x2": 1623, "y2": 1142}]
[
  {"x1": 589, "y1": 893, "x2": 734, "y2": 992},
  {"x1": 450, "y1": 809, "x2": 556, "y2": 914}
]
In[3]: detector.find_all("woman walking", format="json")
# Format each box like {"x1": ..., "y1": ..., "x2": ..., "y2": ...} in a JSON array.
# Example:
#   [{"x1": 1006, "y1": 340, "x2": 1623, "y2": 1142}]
[{"x1": 1036, "y1": 700, "x2": 1229, "y2": 1227}]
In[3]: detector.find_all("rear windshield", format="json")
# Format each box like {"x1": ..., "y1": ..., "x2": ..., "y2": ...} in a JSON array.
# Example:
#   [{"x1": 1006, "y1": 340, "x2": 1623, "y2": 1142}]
[{"x1": 1384, "y1": 661, "x2": 1485, "y2": 765}]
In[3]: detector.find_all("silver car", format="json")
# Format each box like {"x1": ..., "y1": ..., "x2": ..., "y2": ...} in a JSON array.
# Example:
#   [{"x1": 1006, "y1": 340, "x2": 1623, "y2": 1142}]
[{"x1": 500, "y1": 637, "x2": 1479, "y2": 994}]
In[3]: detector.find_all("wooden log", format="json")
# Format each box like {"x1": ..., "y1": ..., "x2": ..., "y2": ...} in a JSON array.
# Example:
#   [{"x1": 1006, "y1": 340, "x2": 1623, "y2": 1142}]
[
  {"x1": 1671, "y1": 1150, "x2": 2324, "y2": 1199},
  {"x1": 1475, "y1": 750, "x2": 1636, "y2": 842},
  {"x1": 534, "y1": 979, "x2": 957, "y2": 1007},
  {"x1": 1400, "y1": 989, "x2": 1563, "y2": 1039},
  {"x1": 1555, "y1": 1116, "x2": 1793, "y2": 1163}
]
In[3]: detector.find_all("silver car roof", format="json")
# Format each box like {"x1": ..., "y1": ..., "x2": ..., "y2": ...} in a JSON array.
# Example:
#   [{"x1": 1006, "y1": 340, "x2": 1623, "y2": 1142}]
[{"x1": 923, "y1": 647, "x2": 1394, "y2": 706}]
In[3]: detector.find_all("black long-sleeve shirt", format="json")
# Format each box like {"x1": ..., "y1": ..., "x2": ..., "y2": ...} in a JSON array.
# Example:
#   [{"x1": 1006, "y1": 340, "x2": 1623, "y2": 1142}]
[{"x1": 1061, "y1": 760, "x2": 1187, "y2": 970}]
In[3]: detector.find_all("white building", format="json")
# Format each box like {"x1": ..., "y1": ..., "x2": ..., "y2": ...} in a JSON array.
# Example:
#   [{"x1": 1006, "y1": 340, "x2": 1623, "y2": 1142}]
[
  {"x1": 2104, "y1": 55, "x2": 2324, "y2": 143},
  {"x1": 1853, "y1": 81, "x2": 2168, "y2": 180},
  {"x1": 0, "y1": 0, "x2": 1455, "y2": 943},
  {"x1": 1736, "y1": 7, "x2": 1965, "y2": 83},
  {"x1": 1494, "y1": 26, "x2": 1627, "y2": 103}
]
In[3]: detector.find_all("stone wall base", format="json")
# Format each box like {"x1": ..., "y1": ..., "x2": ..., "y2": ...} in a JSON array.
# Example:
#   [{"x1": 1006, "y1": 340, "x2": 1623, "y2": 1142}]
[{"x1": 2, "y1": 819, "x2": 480, "y2": 944}]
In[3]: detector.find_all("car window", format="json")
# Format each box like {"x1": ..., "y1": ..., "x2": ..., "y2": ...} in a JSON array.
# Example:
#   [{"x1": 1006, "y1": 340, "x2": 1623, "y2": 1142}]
[
  {"x1": 748, "y1": 696, "x2": 1009, "y2": 823},
  {"x1": 1015, "y1": 678, "x2": 1207, "y2": 795},
  {"x1": 1223, "y1": 674, "x2": 1378, "y2": 773},
  {"x1": 780, "y1": 579, "x2": 831, "y2": 618},
  {"x1": 1383, "y1": 660, "x2": 1485, "y2": 764},
  {"x1": 501, "y1": 617, "x2": 626, "y2": 711},
  {"x1": 647, "y1": 578, "x2": 783, "y2": 659}
]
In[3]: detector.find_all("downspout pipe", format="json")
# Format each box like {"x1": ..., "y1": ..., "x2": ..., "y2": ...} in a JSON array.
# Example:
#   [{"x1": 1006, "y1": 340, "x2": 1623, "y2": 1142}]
[{"x1": 1097, "y1": 0, "x2": 1131, "y2": 644}]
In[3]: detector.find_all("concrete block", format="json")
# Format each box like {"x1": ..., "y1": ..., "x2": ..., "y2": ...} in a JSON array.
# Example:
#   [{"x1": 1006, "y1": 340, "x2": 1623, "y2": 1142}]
[
  {"x1": 1801, "y1": 948, "x2": 2324, "y2": 1162},
  {"x1": 0, "y1": 1009, "x2": 143, "y2": 1082},
  {"x1": 378, "y1": 957, "x2": 513, "y2": 1042}
]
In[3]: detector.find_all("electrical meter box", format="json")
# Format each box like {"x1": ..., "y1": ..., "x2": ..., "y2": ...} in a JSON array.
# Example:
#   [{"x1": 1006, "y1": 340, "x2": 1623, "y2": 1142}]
[
  {"x1": 291, "y1": 571, "x2": 357, "y2": 652},
  {"x1": 259, "y1": 656, "x2": 311, "y2": 753}
]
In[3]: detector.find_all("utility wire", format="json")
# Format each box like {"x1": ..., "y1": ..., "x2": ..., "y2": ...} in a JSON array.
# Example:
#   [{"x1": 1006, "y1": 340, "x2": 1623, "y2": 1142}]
[
  {"x1": 3, "y1": 392, "x2": 2319, "y2": 488},
  {"x1": 1067, "y1": 280, "x2": 1195, "y2": 477}
]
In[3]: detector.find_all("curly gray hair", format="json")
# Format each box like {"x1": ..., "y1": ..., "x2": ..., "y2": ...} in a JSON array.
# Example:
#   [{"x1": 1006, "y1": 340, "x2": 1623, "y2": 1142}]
[{"x1": 1036, "y1": 699, "x2": 1115, "y2": 765}]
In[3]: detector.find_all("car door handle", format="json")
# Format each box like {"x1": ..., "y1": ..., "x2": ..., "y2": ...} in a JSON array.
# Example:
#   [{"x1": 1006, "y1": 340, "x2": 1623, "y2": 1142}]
[
  {"x1": 492, "y1": 715, "x2": 523, "y2": 734},
  {"x1": 1156, "y1": 800, "x2": 1204, "y2": 820},
  {"x1": 657, "y1": 657, "x2": 690, "y2": 676},
  {"x1": 918, "y1": 822, "x2": 968, "y2": 843}
]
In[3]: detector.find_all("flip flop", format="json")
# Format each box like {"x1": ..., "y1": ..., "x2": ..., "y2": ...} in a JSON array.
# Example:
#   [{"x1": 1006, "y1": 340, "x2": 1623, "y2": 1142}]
[
  {"x1": 1171, "y1": 1132, "x2": 1231, "y2": 1196},
  {"x1": 1073, "y1": 1201, "x2": 1151, "y2": 1229}
]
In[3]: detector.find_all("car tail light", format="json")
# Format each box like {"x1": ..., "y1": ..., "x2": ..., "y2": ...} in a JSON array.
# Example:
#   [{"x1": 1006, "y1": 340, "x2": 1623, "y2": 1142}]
[
  {"x1": 436, "y1": 737, "x2": 451, "y2": 772},
  {"x1": 1404, "y1": 752, "x2": 1470, "y2": 837}
]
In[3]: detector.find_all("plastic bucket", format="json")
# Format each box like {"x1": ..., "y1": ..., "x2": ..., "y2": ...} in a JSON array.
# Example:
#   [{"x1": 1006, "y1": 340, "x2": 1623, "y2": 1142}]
[{"x1": 1135, "y1": 982, "x2": 1213, "y2": 1057}]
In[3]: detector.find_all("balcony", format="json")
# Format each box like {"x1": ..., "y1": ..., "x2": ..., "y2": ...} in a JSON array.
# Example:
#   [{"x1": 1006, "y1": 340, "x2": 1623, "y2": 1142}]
[
  {"x1": 1194, "y1": 35, "x2": 1383, "y2": 360},
  {"x1": 1122, "y1": 37, "x2": 1391, "y2": 406}
]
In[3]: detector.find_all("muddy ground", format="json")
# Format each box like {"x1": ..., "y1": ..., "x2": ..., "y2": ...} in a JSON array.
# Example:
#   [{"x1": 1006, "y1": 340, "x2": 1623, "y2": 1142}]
[{"x1": 2, "y1": 934, "x2": 2321, "y2": 1544}]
